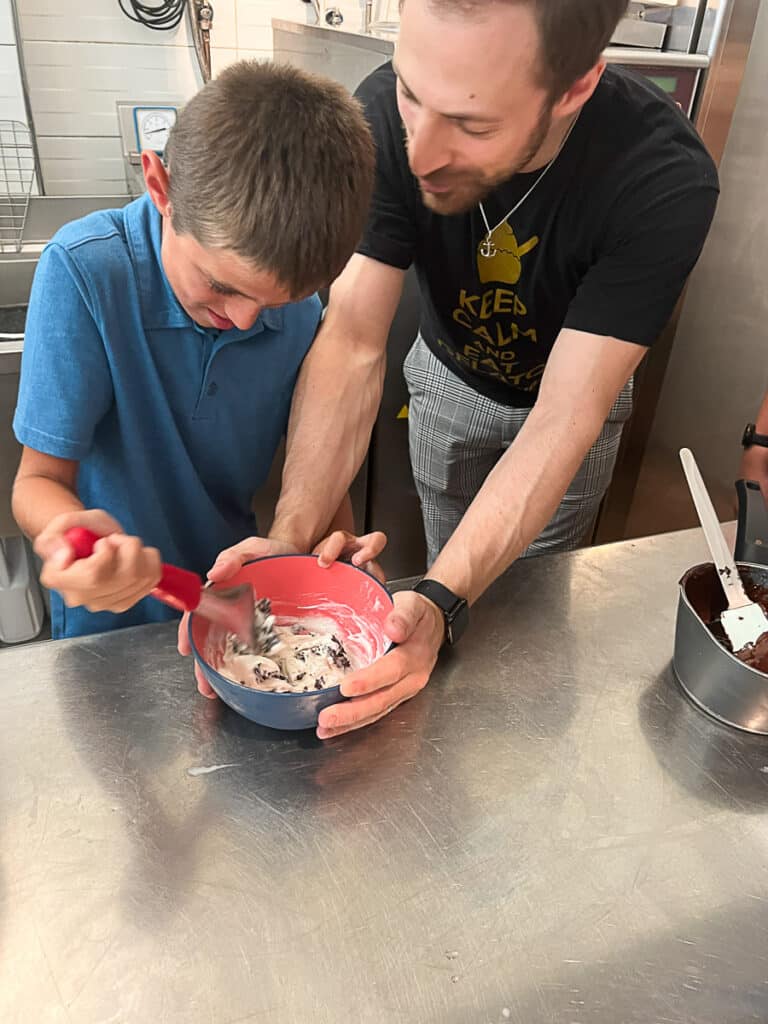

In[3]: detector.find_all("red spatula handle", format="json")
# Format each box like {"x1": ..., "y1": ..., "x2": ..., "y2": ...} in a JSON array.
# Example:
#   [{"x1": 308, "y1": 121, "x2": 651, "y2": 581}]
[{"x1": 63, "y1": 527, "x2": 203, "y2": 613}]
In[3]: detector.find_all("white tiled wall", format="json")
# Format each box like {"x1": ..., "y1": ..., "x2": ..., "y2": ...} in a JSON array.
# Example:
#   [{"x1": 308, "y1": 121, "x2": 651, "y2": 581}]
[
  {"x1": 8, "y1": 0, "x2": 371, "y2": 196},
  {"x1": 16, "y1": 0, "x2": 200, "y2": 195},
  {"x1": 0, "y1": 0, "x2": 26, "y2": 125}
]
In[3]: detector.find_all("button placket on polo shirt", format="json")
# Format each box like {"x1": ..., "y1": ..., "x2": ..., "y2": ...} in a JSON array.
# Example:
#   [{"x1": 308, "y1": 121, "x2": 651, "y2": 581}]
[
  {"x1": 192, "y1": 316, "x2": 272, "y2": 420},
  {"x1": 192, "y1": 329, "x2": 218, "y2": 420}
]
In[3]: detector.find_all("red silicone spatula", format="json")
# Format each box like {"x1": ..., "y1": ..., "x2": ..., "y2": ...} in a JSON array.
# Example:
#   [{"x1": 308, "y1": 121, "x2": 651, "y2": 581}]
[{"x1": 63, "y1": 527, "x2": 278, "y2": 652}]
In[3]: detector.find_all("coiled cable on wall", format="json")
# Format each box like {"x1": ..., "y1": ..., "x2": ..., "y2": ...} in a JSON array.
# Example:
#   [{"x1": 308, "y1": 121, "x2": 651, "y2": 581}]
[
  {"x1": 117, "y1": 0, "x2": 212, "y2": 83},
  {"x1": 117, "y1": 0, "x2": 186, "y2": 31}
]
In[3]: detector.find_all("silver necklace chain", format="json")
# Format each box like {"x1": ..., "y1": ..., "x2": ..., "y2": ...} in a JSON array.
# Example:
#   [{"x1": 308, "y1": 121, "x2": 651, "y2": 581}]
[{"x1": 478, "y1": 113, "x2": 580, "y2": 259}]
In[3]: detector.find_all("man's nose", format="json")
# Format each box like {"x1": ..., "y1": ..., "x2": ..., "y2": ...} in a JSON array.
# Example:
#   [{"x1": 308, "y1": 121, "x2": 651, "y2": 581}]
[{"x1": 406, "y1": 110, "x2": 453, "y2": 180}]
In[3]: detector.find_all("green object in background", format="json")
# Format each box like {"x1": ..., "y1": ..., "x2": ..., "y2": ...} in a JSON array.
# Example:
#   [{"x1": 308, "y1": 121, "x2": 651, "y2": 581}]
[{"x1": 647, "y1": 76, "x2": 678, "y2": 94}]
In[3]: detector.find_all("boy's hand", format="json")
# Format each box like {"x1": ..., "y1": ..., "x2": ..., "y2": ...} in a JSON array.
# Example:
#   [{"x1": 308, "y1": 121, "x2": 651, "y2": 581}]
[
  {"x1": 313, "y1": 529, "x2": 387, "y2": 583},
  {"x1": 177, "y1": 535, "x2": 300, "y2": 699},
  {"x1": 35, "y1": 509, "x2": 162, "y2": 613}
]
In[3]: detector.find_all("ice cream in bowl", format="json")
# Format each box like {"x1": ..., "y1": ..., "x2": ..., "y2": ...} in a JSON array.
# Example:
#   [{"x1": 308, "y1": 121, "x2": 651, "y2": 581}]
[{"x1": 188, "y1": 555, "x2": 393, "y2": 730}]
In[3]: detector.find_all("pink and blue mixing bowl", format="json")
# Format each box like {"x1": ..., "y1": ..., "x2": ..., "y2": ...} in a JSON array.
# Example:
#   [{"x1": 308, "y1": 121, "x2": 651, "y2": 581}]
[{"x1": 189, "y1": 554, "x2": 393, "y2": 730}]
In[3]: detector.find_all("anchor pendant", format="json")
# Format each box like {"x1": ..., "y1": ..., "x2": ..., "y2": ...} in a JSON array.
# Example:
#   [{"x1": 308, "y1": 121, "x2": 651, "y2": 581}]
[{"x1": 479, "y1": 237, "x2": 496, "y2": 259}]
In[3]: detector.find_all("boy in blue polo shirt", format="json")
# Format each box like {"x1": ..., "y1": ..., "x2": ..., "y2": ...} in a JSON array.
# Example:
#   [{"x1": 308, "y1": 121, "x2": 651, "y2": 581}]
[{"x1": 11, "y1": 61, "x2": 375, "y2": 639}]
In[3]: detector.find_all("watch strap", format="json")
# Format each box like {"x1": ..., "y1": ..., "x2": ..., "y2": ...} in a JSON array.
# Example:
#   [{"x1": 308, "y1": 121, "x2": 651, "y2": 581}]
[
  {"x1": 413, "y1": 578, "x2": 469, "y2": 645},
  {"x1": 743, "y1": 423, "x2": 768, "y2": 448}
]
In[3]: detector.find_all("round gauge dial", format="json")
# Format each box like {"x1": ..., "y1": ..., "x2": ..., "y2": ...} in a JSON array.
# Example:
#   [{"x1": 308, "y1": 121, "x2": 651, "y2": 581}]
[{"x1": 135, "y1": 107, "x2": 177, "y2": 153}]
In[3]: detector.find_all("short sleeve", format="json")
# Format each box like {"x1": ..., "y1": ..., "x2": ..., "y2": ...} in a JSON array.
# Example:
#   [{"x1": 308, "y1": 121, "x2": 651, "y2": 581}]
[
  {"x1": 355, "y1": 63, "x2": 419, "y2": 270},
  {"x1": 13, "y1": 242, "x2": 113, "y2": 460},
  {"x1": 564, "y1": 168, "x2": 719, "y2": 346}
]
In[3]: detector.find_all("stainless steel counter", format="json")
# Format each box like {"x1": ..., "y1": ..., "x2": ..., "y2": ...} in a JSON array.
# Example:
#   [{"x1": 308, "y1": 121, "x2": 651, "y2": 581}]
[{"x1": 2, "y1": 527, "x2": 768, "y2": 1023}]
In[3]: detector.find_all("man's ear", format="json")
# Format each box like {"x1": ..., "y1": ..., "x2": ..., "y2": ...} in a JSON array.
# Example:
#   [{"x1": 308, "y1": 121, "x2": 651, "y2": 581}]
[
  {"x1": 142, "y1": 150, "x2": 172, "y2": 217},
  {"x1": 552, "y1": 61, "x2": 605, "y2": 121}
]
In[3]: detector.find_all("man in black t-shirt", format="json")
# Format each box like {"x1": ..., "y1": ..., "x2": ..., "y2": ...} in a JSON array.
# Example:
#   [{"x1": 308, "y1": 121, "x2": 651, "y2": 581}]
[
  {"x1": 257, "y1": 0, "x2": 719, "y2": 739},
  {"x1": 359, "y1": 50, "x2": 720, "y2": 567}
]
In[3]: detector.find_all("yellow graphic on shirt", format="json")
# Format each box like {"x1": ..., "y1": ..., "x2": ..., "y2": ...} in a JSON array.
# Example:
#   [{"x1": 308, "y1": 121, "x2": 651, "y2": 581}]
[
  {"x1": 476, "y1": 223, "x2": 539, "y2": 286},
  {"x1": 436, "y1": 223, "x2": 544, "y2": 392}
]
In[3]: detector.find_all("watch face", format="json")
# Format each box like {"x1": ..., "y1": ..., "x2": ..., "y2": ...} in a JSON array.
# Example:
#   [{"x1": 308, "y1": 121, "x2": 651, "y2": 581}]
[{"x1": 134, "y1": 107, "x2": 177, "y2": 153}]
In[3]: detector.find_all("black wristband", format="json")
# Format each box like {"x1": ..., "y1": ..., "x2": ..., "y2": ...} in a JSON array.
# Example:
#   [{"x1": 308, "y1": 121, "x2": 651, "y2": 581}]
[
  {"x1": 413, "y1": 578, "x2": 469, "y2": 646},
  {"x1": 742, "y1": 423, "x2": 768, "y2": 449}
]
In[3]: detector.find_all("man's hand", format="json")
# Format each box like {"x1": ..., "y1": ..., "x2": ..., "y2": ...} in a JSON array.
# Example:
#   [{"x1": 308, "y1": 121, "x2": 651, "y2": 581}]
[
  {"x1": 313, "y1": 529, "x2": 388, "y2": 583},
  {"x1": 177, "y1": 535, "x2": 300, "y2": 699},
  {"x1": 204, "y1": 535, "x2": 299, "y2": 584},
  {"x1": 316, "y1": 590, "x2": 445, "y2": 740},
  {"x1": 35, "y1": 508, "x2": 162, "y2": 613}
]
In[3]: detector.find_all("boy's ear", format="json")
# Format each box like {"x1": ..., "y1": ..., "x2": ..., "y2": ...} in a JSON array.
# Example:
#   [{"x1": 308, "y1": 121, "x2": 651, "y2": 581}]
[{"x1": 142, "y1": 151, "x2": 172, "y2": 217}]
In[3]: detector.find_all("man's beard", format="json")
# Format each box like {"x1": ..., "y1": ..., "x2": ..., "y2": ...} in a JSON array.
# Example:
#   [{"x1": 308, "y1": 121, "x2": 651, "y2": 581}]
[{"x1": 412, "y1": 106, "x2": 553, "y2": 216}]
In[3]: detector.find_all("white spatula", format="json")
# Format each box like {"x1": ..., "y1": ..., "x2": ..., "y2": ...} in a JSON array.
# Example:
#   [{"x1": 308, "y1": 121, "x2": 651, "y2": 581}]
[{"x1": 680, "y1": 447, "x2": 768, "y2": 654}]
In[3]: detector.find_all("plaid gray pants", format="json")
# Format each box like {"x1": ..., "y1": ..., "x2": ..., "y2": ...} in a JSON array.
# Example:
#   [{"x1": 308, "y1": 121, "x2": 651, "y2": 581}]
[{"x1": 404, "y1": 335, "x2": 634, "y2": 566}]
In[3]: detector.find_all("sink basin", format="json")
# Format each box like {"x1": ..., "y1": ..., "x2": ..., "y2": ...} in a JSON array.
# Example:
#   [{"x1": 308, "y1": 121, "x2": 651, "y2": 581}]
[{"x1": 0, "y1": 257, "x2": 34, "y2": 365}]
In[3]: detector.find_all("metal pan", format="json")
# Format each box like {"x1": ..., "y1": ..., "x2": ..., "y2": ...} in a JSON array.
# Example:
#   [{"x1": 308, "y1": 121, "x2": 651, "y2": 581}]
[
  {"x1": 674, "y1": 560, "x2": 768, "y2": 734},
  {"x1": 673, "y1": 479, "x2": 768, "y2": 734}
]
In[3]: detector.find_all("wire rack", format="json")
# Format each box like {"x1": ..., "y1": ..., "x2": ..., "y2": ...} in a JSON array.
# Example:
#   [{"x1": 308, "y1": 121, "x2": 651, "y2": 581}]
[{"x1": 0, "y1": 120, "x2": 37, "y2": 253}]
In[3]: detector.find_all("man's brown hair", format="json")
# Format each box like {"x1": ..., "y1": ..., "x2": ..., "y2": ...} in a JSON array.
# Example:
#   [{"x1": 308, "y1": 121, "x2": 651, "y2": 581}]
[
  {"x1": 412, "y1": 0, "x2": 630, "y2": 100},
  {"x1": 164, "y1": 61, "x2": 375, "y2": 297}
]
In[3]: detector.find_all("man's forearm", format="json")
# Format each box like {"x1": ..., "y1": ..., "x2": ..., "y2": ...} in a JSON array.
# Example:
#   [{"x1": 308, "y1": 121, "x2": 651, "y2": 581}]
[
  {"x1": 428, "y1": 402, "x2": 606, "y2": 604},
  {"x1": 270, "y1": 329, "x2": 385, "y2": 551},
  {"x1": 427, "y1": 329, "x2": 646, "y2": 605},
  {"x1": 328, "y1": 492, "x2": 357, "y2": 534},
  {"x1": 12, "y1": 475, "x2": 83, "y2": 541},
  {"x1": 754, "y1": 391, "x2": 768, "y2": 433},
  {"x1": 269, "y1": 254, "x2": 404, "y2": 553},
  {"x1": 740, "y1": 387, "x2": 768, "y2": 491}
]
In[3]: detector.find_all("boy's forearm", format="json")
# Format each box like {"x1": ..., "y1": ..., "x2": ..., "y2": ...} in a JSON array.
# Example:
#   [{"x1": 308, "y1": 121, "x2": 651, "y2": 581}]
[{"x1": 12, "y1": 474, "x2": 83, "y2": 540}]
